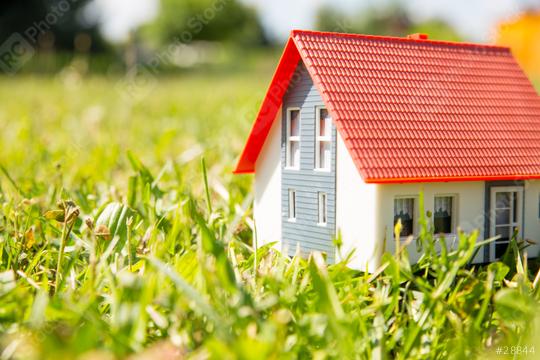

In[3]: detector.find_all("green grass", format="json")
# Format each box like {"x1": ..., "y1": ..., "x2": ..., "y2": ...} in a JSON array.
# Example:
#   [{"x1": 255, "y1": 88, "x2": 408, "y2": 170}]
[{"x1": 0, "y1": 69, "x2": 539, "y2": 359}]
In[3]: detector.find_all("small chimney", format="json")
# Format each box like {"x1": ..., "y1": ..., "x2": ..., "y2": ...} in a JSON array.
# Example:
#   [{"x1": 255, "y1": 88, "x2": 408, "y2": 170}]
[{"x1": 407, "y1": 33, "x2": 429, "y2": 40}]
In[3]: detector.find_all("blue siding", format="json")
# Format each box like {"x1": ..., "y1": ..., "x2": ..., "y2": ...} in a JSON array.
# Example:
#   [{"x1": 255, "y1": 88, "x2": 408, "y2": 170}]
[{"x1": 281, "y1": 63, "x2": 337, "y2": 262}]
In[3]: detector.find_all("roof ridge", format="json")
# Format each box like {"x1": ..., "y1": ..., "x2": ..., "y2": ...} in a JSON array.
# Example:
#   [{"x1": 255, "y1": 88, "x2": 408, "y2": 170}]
[{"x1": 290, "y1": 29, "x2": 511, "y2": 52}]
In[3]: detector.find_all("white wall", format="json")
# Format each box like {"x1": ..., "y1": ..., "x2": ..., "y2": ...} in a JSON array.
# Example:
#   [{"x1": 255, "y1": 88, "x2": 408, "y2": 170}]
[
  {"x1": 335, "y1": 134, "x2": 380, "y2": 271},
  {"x1": 254, "y1": 108, "x2": 282, "y2": 249},
  {"x1": 377, "y1": 181, "x2": 486, "y2": 263},
  {"x1": 524, "y1": 180, "x2": 540, "y2": 258}
]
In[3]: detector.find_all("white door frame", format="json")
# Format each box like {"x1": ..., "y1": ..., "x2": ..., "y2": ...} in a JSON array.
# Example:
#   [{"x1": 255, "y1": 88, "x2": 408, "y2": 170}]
[{"x1": 489, "y1": 186, "x2": 524, "y2": 261}]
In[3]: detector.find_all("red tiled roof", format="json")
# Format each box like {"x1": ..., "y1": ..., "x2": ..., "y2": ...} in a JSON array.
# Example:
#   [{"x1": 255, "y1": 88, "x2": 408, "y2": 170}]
[{"x1": 234, "y1": 30, "x2": 540, "y2": 183}]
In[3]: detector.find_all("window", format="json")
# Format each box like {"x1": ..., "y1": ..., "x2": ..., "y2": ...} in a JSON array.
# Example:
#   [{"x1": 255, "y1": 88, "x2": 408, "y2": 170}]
[
  {"x1": 315, "y1": 108, "x2": 332, "y2": 170},
  {"x1": 394, "y1": 198, "x2": 415, "y2": 237},
  {"x1": 434, "y1": 196, "x2": 455, "y2": 234},
  {"x1": 288, "y1": 189, "x2": 296, "y2": 221},
  {"x1": 491, "y1": 188, "x2": 522, "y2": 259},
  {"x1": 318, "y1": 192, "x2": 327, "y2": 225},
  {"x1": 286, "y1": 108, "x2": 300, "y2": 169}
]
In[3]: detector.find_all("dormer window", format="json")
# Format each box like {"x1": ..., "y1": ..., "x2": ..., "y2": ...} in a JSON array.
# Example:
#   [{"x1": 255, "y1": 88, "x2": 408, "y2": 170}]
[
  {"x1": 286, "y1": 108, "x2": 300, "y2": 169},
  {"x1": 315, "y1": 107, "x2": 332, "y2": 170}
]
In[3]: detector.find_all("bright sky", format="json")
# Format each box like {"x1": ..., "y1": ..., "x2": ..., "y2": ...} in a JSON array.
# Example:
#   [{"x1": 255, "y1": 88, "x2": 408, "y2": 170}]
[{"x1": 92, "y1": 0, "x2": 536, "y2": 43}]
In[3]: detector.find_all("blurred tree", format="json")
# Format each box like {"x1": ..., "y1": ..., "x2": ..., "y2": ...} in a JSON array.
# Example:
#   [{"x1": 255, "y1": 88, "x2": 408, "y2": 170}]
[
  {"x1": 315, "y1": 4, "x2": 462, "y2": 42},
  {"x1": 142, "y1": 0, "x2": 268, "y2": 46},
  {"x1": 496, "y1": 11, "x2": 540, "y2": 80},
  {"x1": 0, "y1": 0, "x2": 107, "y2": 53}
]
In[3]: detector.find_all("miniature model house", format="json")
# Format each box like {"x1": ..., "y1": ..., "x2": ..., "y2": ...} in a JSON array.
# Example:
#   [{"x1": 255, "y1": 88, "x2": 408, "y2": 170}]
[{"x1": 234, "y1": 30, "x2": 540, "y2": 271}]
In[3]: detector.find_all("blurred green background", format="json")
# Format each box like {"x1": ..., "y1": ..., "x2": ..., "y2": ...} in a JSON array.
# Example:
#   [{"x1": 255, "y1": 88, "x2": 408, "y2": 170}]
[{"x1": 1, "y1": 0, "x2": 539, "y2": 77}]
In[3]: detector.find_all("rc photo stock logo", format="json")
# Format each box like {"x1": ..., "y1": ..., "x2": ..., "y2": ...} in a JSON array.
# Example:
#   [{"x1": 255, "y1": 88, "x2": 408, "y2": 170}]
[
  {"x1": 0, "y1": 33, "x2": 35, "y2": 75},
  {"x1": 116, "y1": 65, "x2": 159, "y2": 102},
  {"x1": 0, "y1": 0, "x2": 80, "y2": 75}
]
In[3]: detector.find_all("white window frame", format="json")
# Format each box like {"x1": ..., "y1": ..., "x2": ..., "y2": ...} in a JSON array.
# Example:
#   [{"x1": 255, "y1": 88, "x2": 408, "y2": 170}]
[
  {"x1": 317, "y1": 192, "x2": 328, "y2": 226},
  {"x1": 393, "y1": 196, "x2": 417, "y2": 240},
  {"x1": 288, "y1": 189, "x2": 297, "y2": 222},
  {"x1": 433, "y1": 194, "x2": 458, "y2": 236},
  {"x1": 286, "y1": 108, "x2": 301, "y2": 170},
  {"x1": 315, "y1": 107, "x2": 332, "y2": 171}
]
